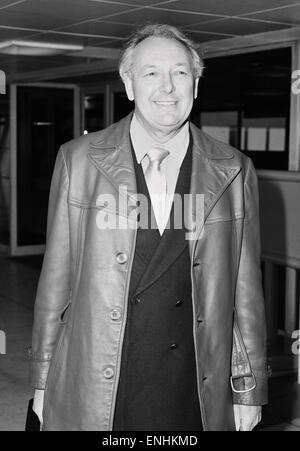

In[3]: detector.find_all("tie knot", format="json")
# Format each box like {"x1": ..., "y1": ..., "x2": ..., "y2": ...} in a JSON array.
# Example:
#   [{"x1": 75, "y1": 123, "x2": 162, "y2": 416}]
[{"x1": 146, "y1": 147, "x2": 170, "y2": 168}]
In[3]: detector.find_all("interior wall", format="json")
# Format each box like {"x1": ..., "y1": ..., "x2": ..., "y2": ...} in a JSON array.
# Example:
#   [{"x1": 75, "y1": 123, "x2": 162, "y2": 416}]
[{"x1": 258, "y1": 172, "x2": 300, "y2": 269}]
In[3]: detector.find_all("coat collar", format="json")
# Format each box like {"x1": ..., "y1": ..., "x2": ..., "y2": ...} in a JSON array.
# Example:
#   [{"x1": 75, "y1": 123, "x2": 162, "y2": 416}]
[
  {"x1": 88, "y1": 112, "x2": 235, "y2": 161},
  {"x1": 87, "y1": 113, "x2": 238, "y2": 200},
  {"x1": 88, "y1": 113, "x2": 241, "y2": 258},
  {"x1": 88, "y1": 113, "x2": 137, "y2": 204}
]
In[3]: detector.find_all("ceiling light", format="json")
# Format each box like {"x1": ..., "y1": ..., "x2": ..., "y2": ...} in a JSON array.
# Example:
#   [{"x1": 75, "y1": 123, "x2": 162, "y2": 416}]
[{"x1": 0, "y1": 40, "x2": 84, "y2": 56}]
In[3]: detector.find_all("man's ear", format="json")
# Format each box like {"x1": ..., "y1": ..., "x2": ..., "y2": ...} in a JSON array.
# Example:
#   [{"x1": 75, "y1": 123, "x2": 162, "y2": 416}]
[
  {"x1": 194, "y1": 77, "x2": 200, "y2": 99},
  {"x1": 123, "y1": 74, "x2": 135, "y2": 102}
]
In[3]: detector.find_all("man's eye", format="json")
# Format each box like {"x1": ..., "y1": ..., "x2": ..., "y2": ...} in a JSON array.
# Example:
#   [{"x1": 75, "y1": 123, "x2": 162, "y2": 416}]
[
  {"x1": 175, "y1": 70, "x2": 188, "y2": 76},
  {"x1": 144, "y1": 72, "x2": 157, "y2": 77}
]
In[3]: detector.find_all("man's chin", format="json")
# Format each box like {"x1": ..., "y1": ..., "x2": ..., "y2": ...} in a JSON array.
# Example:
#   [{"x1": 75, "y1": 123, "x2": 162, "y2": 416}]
[
  {"x1": 135, "y1": 112, "x2": 187, "y2": 136},
  {"x1": 155, "y1": 121, "x2": 185, "y2": 133},
  {"x1": 154, "y1": 116, "x2": 184, "y2": 129}
]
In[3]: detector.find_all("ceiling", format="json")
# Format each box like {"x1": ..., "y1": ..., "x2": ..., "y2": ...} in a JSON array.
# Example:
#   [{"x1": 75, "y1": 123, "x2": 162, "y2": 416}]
[{"x1": 1, "y1": 0, "x2": 300, "y2": 82}]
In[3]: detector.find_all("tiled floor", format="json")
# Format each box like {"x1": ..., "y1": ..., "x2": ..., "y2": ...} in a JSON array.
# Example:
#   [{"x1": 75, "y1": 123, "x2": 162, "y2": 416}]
[{"x1": 0, "y1": 251, "x2": 300, "y2": 431}]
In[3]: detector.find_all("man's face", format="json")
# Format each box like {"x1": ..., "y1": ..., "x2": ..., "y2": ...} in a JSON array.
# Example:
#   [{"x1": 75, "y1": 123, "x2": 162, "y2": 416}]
[{"x1": 124, "y1": 37, "x2": 199, "y2": 137}]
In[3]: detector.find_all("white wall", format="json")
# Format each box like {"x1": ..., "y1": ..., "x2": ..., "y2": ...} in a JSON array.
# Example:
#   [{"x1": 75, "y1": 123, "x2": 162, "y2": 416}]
[{"x1": 258, "y1": 171, "x2": 300, "y2": 269}]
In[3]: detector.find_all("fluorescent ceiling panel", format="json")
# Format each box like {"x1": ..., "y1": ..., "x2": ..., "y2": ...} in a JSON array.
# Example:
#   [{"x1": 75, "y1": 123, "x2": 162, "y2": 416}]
[{"x1": 0, "y1": 40, "x2": 84, "y2": 55}]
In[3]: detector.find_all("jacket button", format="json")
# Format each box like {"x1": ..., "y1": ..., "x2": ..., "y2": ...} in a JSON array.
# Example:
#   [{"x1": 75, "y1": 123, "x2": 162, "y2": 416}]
[
  {"x1": 169, "y1": 343, "x2": 178, "y2": 350},
  {"x1": 116, "y1": 252, "x2": 128, "y2": 264},
  {"x1": 133, "y1": 295, "x2": 142, "y2": 304},
  {"x1": 103, "y1": 366, "x2": 114, "y2": 379},
  {"x1": 176, "y1": 299, "x2": 183, "y2": 306},
  {"x1": 110, "y1": 309, "x2": 121, "y2": 321}
]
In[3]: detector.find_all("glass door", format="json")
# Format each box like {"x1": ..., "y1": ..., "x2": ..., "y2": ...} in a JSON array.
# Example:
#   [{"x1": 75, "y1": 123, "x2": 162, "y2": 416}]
[{"x1": 10, "y1": 83, "x2": 80, "y2": 256}]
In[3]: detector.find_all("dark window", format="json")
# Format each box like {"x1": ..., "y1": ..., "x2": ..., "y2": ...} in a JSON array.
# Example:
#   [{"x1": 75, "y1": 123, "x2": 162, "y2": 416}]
[
  {"x1": 113, "y1": 91, "x2": 134, "y2": 123},
  {"x1": 84, "y1": 93, "x2": 105, "y2": 133},
  {"x1": 191, "y1": 47, "x2": 292, "y2": 170}
]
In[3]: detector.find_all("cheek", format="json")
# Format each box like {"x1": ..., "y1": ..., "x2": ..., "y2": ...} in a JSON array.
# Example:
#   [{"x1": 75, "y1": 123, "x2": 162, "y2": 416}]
[
  {"x1": 176, "y1": 82, "x2": 194, "y2": 98},
  {"x1": 142, "y1": 80, "x2": 174, "y2": 101},
  {"x1": 183, "y1": 88, "x2": 195, "y2": 107},
  {"x1": 134, "y1": 82, "x2": 155, "y2": 100}
]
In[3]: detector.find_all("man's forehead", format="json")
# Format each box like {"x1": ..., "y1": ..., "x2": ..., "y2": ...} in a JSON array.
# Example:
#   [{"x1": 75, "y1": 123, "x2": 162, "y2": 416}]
[{"x1": 133, "y1": 37, "x2": 191, "y2": 64}]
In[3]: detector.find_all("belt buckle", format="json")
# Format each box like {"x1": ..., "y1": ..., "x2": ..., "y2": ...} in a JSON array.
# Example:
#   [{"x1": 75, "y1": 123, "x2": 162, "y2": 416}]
[{"x1": 230, "y1": 372, "x2": 256, "y2": 393}]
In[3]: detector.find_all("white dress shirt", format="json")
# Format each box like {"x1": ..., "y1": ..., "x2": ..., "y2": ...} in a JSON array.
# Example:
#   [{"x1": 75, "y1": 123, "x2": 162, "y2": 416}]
[{"x1": 130, "y1": 114, "x2": 190, "y2": 235}]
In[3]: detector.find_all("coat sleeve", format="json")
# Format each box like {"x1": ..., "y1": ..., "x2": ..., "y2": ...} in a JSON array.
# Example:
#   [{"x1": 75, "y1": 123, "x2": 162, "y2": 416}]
[
  {"x1": 28, "y1": 146, "x2": 71, "y2": 389},
  {"x1": 232, "y1": 158, "x2": 268, "y2": 405}
]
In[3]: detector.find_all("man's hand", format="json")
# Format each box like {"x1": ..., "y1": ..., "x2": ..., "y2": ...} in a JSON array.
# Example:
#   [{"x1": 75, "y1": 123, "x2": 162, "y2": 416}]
[
  {"x1": 33, "y1": 389, "x2": 45, "y2": 427},
  {"x1": 233, "y1": 404, "x2": 262, "y2": 431}
]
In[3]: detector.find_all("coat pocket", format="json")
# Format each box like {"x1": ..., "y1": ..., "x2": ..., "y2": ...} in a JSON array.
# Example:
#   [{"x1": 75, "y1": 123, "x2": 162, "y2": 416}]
[{"x1": 59, "y1": 300, "x2": 72, "y2": 325}]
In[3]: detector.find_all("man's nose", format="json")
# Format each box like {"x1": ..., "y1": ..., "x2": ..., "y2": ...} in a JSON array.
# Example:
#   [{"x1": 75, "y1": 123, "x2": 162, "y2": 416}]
[{"x1": 159, "y1": 73, "x2": 175, "y2": 93}]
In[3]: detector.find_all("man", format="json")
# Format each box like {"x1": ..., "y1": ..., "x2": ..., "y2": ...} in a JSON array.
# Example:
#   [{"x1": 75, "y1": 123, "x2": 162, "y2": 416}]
[{"x1": 30, "y1": 24, "x2": 268, "y2": 431}]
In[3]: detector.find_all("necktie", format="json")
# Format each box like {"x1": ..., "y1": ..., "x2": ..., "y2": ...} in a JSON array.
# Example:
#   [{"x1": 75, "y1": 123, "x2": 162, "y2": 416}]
[{"x1": 144, "y1": 147, "x2": 170, "y2": 235}]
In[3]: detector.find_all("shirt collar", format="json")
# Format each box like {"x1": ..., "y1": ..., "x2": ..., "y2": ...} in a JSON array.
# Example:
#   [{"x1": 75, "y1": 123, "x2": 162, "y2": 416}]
[{"x1": 130, "y1": 114, "x2": 190, "y2": 168}]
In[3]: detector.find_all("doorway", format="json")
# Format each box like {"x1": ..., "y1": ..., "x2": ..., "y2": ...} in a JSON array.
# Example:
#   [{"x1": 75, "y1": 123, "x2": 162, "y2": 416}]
[{"x1": 10, "y1": 83, "x2": 80, "y2": 256}]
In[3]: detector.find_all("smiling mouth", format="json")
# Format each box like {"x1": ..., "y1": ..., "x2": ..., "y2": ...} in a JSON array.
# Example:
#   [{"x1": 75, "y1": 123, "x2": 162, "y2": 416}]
[{"x1": 154, "y1": 101, "x2": 177, "y2": 106}]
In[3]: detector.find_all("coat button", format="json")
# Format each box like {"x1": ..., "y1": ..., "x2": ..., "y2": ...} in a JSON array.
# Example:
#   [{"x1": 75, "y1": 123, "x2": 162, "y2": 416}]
[
  {"x1": 169, "y1": 343, "x2": 178, "y2": 350},
  {"x1": 132, "y1": 295, "x2": 142, "y2": 304},
  {"x1": 103, "y1": 366, "x2": 114, "y2": 379},
  {"x1": 116, "y1": 252, "x2": 128, "y2": 264},
  {"x1": 176, "y1": 299, "x2": 183, "y2": 307},
  {"x1": 110, "y1": 309, "x2": 122, "y2": 321}
]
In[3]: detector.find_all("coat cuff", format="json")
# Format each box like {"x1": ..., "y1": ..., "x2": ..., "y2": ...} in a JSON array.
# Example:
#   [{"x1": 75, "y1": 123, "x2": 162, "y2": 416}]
[
  {"x1": 28, "y1": 348, "x2": 52, "y2": 389},
  {"x1": 232, "y1": 369, "x2": 269, "y2": 405}
]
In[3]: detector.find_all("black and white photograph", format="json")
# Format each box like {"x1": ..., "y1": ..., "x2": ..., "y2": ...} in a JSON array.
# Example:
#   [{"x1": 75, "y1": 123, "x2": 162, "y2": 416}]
[{"x1": 0, "y1": 0, "x2": 299, "y2": 433}]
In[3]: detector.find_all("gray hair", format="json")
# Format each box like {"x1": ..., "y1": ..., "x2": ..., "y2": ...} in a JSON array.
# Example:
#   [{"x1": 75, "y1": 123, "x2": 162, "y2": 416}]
[{"x1": 119, "y1": 23, "x2": 204, "y2": 81}]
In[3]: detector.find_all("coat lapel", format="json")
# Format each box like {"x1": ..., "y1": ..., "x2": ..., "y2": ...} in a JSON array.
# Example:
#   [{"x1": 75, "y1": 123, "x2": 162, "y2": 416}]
[
  {"x1": 87, "y1": 114, "x2": 138, "y2": 221},
  {"x1": 187, "y1": 124, "x2": 242, "y2": 261}
]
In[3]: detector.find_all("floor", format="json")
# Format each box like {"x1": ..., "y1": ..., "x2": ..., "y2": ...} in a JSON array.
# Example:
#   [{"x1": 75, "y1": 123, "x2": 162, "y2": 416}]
[
  {"x1": 0, "y1": 253, "x2": 42, "y2": 431},
  {"x1": 0, "y1": 251, "x2": 300, "y2": 431}
]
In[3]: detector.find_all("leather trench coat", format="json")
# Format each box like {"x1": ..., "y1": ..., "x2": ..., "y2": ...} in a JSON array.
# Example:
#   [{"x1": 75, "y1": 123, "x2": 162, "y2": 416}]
[{"x1": 29, "y1": 113, "x2": 268, "y2": 431}]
